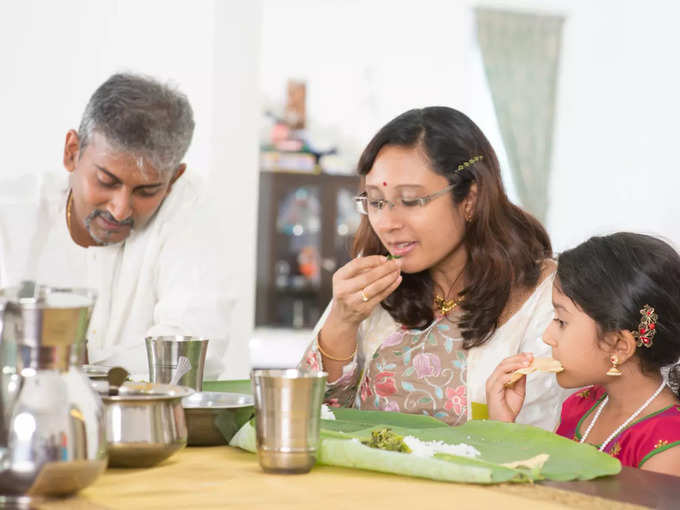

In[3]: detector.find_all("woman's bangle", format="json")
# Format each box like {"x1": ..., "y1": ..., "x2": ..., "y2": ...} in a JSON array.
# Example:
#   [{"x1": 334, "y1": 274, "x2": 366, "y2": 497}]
[{"x1": 317, "y1": 337, "x2": 356, "y2": 362}]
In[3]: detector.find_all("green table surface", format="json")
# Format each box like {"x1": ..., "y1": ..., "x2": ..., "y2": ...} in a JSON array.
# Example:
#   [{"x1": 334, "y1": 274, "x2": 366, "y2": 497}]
[{"x1": 203, "y1": 379, "x2": 252, "y2": 395}]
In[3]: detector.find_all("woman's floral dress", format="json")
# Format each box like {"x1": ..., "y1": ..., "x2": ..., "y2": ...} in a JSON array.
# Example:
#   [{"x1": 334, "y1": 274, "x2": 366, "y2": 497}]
[{"x1": 302, "y1": 315, "x2": 469, "y2": 425}]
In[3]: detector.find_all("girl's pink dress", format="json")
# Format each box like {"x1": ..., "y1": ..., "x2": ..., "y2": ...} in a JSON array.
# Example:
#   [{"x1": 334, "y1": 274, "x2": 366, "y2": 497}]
[{"x1": 556, "y1": 385, "x2": 680, "y2": 468}]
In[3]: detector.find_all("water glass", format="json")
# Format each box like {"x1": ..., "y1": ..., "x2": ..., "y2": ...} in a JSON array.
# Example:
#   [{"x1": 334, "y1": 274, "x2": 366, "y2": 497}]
[
  {"x1": 145, "y1": 336, "x2": 208, "y2": 390},
  {"x1": 251, "y1": 368, "x2": 327, "y2": 473}
]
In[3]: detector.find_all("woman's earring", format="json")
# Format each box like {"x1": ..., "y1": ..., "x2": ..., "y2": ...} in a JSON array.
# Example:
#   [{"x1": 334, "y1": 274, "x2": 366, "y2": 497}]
[{"x1": 606, "y1": 355, "x2": 623, "y2": 376}]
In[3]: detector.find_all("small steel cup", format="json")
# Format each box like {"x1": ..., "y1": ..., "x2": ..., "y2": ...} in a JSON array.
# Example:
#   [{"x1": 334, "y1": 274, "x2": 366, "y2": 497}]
[
  {"x1": 251, "y1": 369, "x2": 327, "y2": 474},
  {"x1": 145, "y1": 336, "x2": 208, "y2": 390}
]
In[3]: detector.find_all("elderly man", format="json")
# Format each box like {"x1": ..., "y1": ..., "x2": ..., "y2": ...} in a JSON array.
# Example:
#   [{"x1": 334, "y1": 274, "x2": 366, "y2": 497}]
[{"x1": 0, "y1": 73, "x2": 233, "y2": 377}]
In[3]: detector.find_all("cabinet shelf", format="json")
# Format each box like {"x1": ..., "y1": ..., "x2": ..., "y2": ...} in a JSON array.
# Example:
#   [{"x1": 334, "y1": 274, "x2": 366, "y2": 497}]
[
  {"x1": 272, "y1": 287, "x2": 320, "y2": 298},
  {"x1": 255, "y1": 171, "x2": 360, "y2": 329}
]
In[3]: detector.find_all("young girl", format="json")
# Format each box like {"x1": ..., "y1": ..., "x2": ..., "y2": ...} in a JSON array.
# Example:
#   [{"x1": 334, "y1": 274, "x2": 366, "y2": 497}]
[{"x1": 486, "y1": 232, "x2": 680, "y2": 476}]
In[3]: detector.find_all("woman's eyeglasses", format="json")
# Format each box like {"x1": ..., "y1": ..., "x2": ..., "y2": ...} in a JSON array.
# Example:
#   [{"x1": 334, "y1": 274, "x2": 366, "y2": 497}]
[{"x1": 354, "y1": 184, "x2": 455, "y2": 216}]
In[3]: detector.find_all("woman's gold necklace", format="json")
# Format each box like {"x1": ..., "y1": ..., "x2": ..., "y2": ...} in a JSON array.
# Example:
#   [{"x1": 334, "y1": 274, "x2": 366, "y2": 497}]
[
  {"x1": 434, "y1": 294, "x2": 464, "y2": 315},
  {"x1": 434, "y1": 268, "x2": 465, "y2": 315}
]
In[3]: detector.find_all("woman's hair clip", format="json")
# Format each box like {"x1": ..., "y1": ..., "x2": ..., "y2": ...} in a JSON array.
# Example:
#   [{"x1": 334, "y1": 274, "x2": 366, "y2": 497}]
[
  {"x1": 632, "y1": 304, "x2": 658, "y2": 348},
  {"x1": 456, "y1": 155, "x2": 483, "y2": 172}
]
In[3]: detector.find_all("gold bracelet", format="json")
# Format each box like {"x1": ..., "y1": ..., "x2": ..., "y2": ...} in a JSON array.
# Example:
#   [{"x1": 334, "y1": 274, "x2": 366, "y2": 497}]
[{"x1": 317, "y1": 337, "x2": 356, "y2": 362}]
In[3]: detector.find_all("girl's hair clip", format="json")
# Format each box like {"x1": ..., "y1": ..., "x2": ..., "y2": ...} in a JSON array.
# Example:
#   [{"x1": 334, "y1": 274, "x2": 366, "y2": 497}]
[{"x1": 632, "y1": 304, "x2": 658, "y2": 348}]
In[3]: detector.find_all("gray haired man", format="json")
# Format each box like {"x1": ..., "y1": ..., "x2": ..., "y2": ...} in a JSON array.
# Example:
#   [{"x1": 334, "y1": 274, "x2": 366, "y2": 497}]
[
  {"x1": 64, "y1": 73, "x2": 194, "y2": 247},
  {"x1": 0, "y1": 73, "x2": 233, "y2": 377}
]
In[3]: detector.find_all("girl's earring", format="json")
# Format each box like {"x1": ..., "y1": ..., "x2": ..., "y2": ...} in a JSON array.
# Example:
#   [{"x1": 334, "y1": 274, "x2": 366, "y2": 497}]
[{"x1": 606, "y1": 355, "x2": 623, "y2": 376}]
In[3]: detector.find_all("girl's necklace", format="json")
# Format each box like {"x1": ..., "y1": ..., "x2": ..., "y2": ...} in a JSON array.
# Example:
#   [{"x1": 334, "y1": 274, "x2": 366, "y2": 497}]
[{"x1": 580, "y1": 380, "x2": 666, "y2": 452}]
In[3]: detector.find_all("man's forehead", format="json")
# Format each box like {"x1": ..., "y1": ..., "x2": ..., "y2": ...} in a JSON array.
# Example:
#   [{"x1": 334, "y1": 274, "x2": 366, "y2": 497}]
[{"x1": 84, "y1": 133, "x2": 167, "y2": 184}]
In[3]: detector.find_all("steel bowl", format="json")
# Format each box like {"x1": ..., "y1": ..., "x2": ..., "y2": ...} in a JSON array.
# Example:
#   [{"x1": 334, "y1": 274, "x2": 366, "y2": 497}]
[
  {"x1": 96, "y1": 382, "x2": 193, "y2": 468},
  {"x1": 182, "y1": 392, "x2": 254, "y2": 446}
]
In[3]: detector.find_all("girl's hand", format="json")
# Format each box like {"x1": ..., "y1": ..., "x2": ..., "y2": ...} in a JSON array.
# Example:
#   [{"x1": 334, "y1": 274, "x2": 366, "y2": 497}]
[
  {"x1": 327, "y1": 255, "x2": 402, "y2": 328},
  {"x1": 485, "y1": 352, "x2": 534, "y2": 423}
]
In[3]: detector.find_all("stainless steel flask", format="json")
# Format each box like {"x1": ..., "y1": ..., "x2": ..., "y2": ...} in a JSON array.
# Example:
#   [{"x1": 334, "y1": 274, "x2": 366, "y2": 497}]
[{"x1": 0, "y1": 281, "x2": 107, "y2": 502}]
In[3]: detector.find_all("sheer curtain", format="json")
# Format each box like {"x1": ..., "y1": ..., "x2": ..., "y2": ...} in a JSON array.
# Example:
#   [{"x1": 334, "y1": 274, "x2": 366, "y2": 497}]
[
  {"x1": 475, "y1": 8, "x2": 565, "y2": 222},
  {"x1": 461, "y1": 8, "x2": 519, "y2": 207}
]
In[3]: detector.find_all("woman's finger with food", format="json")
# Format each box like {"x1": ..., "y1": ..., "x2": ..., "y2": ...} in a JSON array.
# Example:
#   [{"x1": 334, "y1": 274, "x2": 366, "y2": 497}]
[
  {"x1": 353, "y1": 261, "x2": 401, "y2": 301},
  {"x1": 334, "y1": 255, "x2": 388, "y2": 280},
  {"x1": 327, "y1": 257, "x2": 398, "y2": 326},
  {"x1": 361, "y1": 269, "x2": 403, "y2": 304},
  {"x1": 333, "y1": 257, "x2": 396, "y2": 298},
  {"x1": 347, "y1": 257, "x2": 401, "y2": 293}
]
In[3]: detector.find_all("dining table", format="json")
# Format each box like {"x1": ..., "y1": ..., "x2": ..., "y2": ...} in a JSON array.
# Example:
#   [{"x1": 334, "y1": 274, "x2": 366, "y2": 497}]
[
  {"x1": 30, "y1": 441, "x2": 677, "y2": 510},
  {"x1": 31, "y1": 379, "x2": 680, "y2": 509}
]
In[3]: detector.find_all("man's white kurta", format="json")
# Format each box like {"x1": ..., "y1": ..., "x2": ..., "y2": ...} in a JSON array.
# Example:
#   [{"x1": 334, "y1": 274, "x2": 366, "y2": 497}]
[{"x1": 0, "y1": 172, "x2": 234, "y2": 378}]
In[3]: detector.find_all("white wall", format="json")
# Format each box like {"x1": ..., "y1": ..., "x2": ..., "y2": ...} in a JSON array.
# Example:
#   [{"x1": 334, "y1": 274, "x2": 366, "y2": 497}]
[
  {"x1": 260, "y1": 0, "x2": 680, "y2": 251},
  {"x1": 260, "y1": 0, "x2": 469, "y2": 160},
  {"x1": 0, "y1": 0, "x2": 261, "y2": 378},
  {"x1": 3, "y1": 0, "x2": 679, "y2": 377},
  {"x1": 210, "y1": 1, "x2": 262, "y2": 378},
  {"x1": 0, "y1": 0, "x2": 217, "y2": 179},
  {"x1": 542, "y1": 0, "x2": 680, "y2": 250}
]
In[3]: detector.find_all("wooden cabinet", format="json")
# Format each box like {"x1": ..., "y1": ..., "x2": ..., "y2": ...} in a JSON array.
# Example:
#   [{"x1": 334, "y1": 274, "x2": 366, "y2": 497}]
[{"x1": 255, "y1": 172, "x2": 361, "y2": 329}]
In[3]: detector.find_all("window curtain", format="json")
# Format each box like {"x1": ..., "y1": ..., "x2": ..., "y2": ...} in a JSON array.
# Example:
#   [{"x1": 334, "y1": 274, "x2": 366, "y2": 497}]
[{"x1": 475, "y1": 8, "x2": 564, "y2": 222}]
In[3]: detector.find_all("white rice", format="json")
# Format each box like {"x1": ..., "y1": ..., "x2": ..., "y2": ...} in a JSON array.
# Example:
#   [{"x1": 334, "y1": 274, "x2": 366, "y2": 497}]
[
  {"x1": 321, "y1": 404, "x2": 336, "y2": 420},
  {"x1": 403, "y1": 435, "x2": 481, "y2": 458}
]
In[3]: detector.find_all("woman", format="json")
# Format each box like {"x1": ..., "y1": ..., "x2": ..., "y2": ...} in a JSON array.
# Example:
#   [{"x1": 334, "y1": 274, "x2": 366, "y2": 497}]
[{"x1": 301, "y1": 106, "x2": 567, "y2": 430}]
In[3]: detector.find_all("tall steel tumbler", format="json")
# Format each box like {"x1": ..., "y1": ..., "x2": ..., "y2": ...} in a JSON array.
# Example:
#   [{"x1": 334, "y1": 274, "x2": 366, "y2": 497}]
[{"x1": 145, "y1": 335, "x2": 208, "y2": 390}]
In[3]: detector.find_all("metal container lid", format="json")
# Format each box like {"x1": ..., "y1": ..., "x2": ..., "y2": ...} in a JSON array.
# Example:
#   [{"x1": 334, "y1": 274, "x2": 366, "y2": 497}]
[
  {"x1": 82, "y1": 364, "x2": 110, "y2": 379},
  {"x1": 1, "y1": 281, "x2": 97, "y2": 351},
  {"x1": 93, "y1": 381, "x2": 194, "y2": 401},
  {"x1": 0, "y1": 281, "x2": 96, "y2": 309}
]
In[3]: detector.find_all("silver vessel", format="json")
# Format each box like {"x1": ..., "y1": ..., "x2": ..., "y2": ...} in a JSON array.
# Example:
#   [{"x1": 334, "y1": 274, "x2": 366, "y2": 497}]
[
  {"x1": 0, "y1": 281, "x2": 107, "y2": 502},
  {"x1": 95, "y1": 381, "x2": 193, "y2": 468}
]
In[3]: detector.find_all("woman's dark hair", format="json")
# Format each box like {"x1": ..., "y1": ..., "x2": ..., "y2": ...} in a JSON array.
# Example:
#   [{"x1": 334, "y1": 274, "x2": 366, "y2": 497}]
[
  {"x1": 556, "y1": 232, "x2": 680, "y2": 397},
  {"x1": 352, "y1": 107, "x2": 551, "y2": 348}
]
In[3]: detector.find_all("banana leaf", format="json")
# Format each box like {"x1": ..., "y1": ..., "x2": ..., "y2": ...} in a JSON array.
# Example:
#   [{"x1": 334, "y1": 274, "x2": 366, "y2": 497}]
[{"x1": 227, "y1": 408, "x2": 620, "y2": 484}]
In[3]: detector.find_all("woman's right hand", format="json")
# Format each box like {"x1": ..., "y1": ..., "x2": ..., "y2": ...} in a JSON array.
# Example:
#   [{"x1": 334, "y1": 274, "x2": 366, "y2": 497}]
[
  {"x1": 328, "y1": 255, "x2": 402, "y2": 327},
  {"x1": 319, "y1": 256, "x2": 402, "y2": 378},
  {"x1": 485, "y1": 352, "x2": 533, "y2": 423}
]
